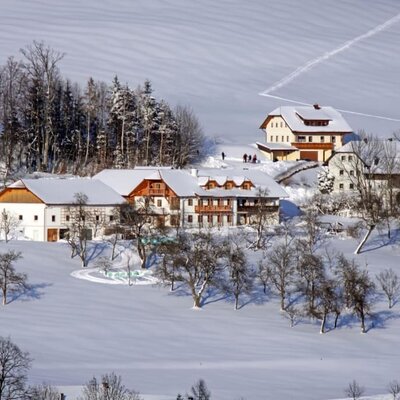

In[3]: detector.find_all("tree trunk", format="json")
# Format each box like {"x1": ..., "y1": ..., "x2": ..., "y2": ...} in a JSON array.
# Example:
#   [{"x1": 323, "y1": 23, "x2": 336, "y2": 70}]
[
  {"x1": 354, "y1": 224, "x2": 375, "y2": 254},
  {"x1": 2, "y1": 287, "x2": 6, "y2": 305},
  {"x1": 334, "y1": 312, "x2": 340, "y2": 329},
  {"x1": 320, "y1": 313, "x2": 327, "y2": 334},
  {"x1": 234, "y1": 294, "x2": 239, "y2": 310},
  {"x1": 280, "y1": 293, "x2": 285, "y2": 311},
  {"x1": 360, "y1": 309, "x2": 366, "y2": 333}
]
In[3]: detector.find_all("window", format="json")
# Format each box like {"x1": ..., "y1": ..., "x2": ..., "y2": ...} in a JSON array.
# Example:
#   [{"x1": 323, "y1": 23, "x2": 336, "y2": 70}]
[
  {"x1": 198, "y1": 215, "x2": 203, "y2": 223},
  {"x1": 157, "y1": 199, "x2": 162, "y2": 207},
  {"x1": 339, "y1": 170, "x2": 344, "y2": 176},
  {"x1": 217, "y1": 215, "x2": 221, "y2": 223},
  {"x1": 109, "y1": 215, "x2": 114, "y2": 222},
  {"x1": 339, "y1": 183, "x2": 344, "y2": 190},
  {"x1": 188, "y1": 199, "x2": 193, "y2": 206},
  {"x1": 320, "y1": 136, "x2": 324, "y2": 143},
  {"x1": 51, "y1": 215, "x2": 56, "y2": 222},
  {"x1": 66, "y1": 215, "x2": 70, "y2": 222},
  {"x1": 331, "y1": 136, "x2": 336, "y2": 143},
  {"x1": 308, "y1": 136, "x2": 313, "y2": 142},
  {"x1": 188, "y1": 215, "x2": 193, "y2": 223},
  {"x1": 341, "y1": 155, "x2": 346, "y2": 161},
  {"x1": 349, "y1": 155, "x2": 353, "y2": 161},
  {"x1": 19, "y1": 215, "x2": 23, "y2": 221},
  {"x1": 227, "y1": 215, "x2": 232, "y2": 223},
  {"x1": 298, "y1": 136, "x2": 306, "y2": 142},
  {"x1": 281, "y1": 136, "x2": 284, "y2": 142},
  {"x1": 207, "y1": 215, "x2": 212, "y2": 223},
  {"x1": 275, "y1": 136, "x2": 278, "y2": 142},
  {"x1": 286, "y1": 136, "x2": 289, "y2": 142},
  {"x1": 34, "y1": 215, "x2": 38, "y2": 221},
  {"x1": 96, "y1": 215, "x2": 100, "y2": 221},
  {"x1": 349, "y1": 170, "x2": 354, "y2": 176},
  {"x1": 349, "y1": 183, "x2": 354, "y2": 189},
  {"x1": 280, "y1": 122, "x2": 283, "y2": 128},
  {"x1": 270, "y1": 135, "x2": 273, "y2": 142}
]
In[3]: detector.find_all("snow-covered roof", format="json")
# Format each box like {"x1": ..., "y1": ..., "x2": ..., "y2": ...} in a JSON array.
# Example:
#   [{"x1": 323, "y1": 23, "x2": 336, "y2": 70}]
[
  {"x1": 266, "y1": 106, "x2": 353, "y2": 133},
  {"x1": 8, "y1": 178, "x2": 126, "y2": 205},
  {"x1": 93, "y1": 168, "x2": 170, "y2": 196},
  {"x1": 94, "y1": 167, "x2": 288, "y2": 199},
  {"x1": 196, "y1": 168, "x2": 288, "y2": 198},
  {"x1": 256, "y1": 141, "x2": 298, "y2": 151},
  {"x1": 159, "y1": 169, "x2": 207, "y2": 197}
]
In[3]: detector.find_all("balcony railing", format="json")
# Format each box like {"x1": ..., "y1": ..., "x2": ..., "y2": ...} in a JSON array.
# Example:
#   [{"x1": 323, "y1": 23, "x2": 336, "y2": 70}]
[
  {"x1": 237, "y1": 205, "x2": 279, "y2": 213},
  {"x1": 195, "y1": 205, "x2": 232, "y2": 213},
  {"x1": 149, "y1": 188, "x2": 166, "y2": 196}
]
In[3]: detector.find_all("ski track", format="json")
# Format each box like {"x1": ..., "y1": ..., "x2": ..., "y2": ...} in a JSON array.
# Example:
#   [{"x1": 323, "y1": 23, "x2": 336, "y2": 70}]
[{"x1": 260, "y1": 12, "x2": 400, "y2": 96}]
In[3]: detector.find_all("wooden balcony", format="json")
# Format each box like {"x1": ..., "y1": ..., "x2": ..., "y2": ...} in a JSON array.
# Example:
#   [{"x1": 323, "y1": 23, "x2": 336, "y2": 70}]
[
  {"x1": 195, "y1": 205, "x2": 232, "y2": 213},
  {"x1": 148, "y1": 188, "x2": 166, "y2": 196},
  {"x1": 237, "y1": 205, "x2": 279, "y2": 213},
  {"x1": 291, "y1": 142, "x2": 334, "y2": 150}
]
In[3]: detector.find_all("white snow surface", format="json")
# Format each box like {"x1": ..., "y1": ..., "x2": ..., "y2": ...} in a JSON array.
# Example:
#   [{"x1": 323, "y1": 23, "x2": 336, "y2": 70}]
[
  {"x1": 0, "y1": 0, "x2": 399, "y2": 141},
  {"x1": 9, "y1": 178, "x2": 126, "y2": 205},
  {"x1": 1, "y1": 225, "x2": 400, "y2": 399}
]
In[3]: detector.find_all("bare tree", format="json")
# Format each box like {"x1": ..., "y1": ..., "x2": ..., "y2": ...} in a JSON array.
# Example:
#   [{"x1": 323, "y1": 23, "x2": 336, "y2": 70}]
[
  {"x1": 222, "y1": 240, "x2": 253, "y2": 310},
  {"x1": 264, "y1": 239, "x2": 296, "y2": 311},
  {"x1": 27, "y1": 384, "x2": 60, "y2": 400},
  {"x1": 80, "y1": 372, "x2": 142, "y2": 400},
  {"x1": 376, "y1": 269, "x2": 400, "y2": 309},
  {"x1": 388, "y1": 380, "x2": 400, "y2": 400},
  {"x1": 0, "y1": 209, "x2": 19, "y2": 242},
  {"x1": 0, "y1": 336, "x2": 32, "y2": 400},
  {"x1": 119, "y1": 201, "x2": 154, "y2": 269},
  {"x1": 96, "y1": 256, "x2": 113, "y2": 277},
  {"x1": 173, "y1": 105, "x2": 205, "y2": 167},
  {"x1": 20, "y1": 41, "x2": 64, "y2": 172},
  {"x1": 0, "y1": 250, "x2": 25, "y2": 305},
  {"x1": 316, "y1": 278, "x2": 342, "y2": 334},
  {"x1": 248, "y1": 188, "x2": 275, "y2": 250},
  {"x1": 189, "y1": 379, "x2": 211, "y2": 400},
  {"x1": 284, "y1": 304, "x2": 301, "y2": 328},
  {"x1": 163, "y1": 231, "x2": 225, "y2": 308},
  {"x1": 344, "y1": 380, "x2": 364, "y2": 400},
  {"x1": 336, "y1": 256, "x2": 375, "y2": 333},
  {"x1": 65, "y1": 193, "x2": 93, "y2": 268}
]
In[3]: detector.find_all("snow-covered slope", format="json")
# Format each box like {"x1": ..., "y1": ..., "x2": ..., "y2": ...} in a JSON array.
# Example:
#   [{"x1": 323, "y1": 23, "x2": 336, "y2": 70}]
[
  {"x1": 0, "y1": 233, "x2": 400, "y2": 400},
  {"x1": 1, "y1": 0, "x2": 399, "y2": 141}
]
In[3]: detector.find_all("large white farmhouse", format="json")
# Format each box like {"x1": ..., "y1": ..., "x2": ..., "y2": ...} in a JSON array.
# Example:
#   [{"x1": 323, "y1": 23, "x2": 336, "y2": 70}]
[
  {"x1": 257, "y1": 104, "x2": 353, "y2": 162},
  {"x1": 0, "y1": 178, "x2": 126, "y2": 241},
  {"x1": 94, "y1": 167, "x2": 288, "y2": 228}
]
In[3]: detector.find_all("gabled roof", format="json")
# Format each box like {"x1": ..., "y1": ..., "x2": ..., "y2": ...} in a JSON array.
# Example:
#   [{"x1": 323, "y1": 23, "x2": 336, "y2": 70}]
[
  {"x1": 261, "y1": 106, "x2": 352, "y2": 133},
  {"x1": 93, "y1": 168, "x2": 172, "y2": 196},
  {"x1": 7, "y1": 178, "x2": 126, "y2": 205},
  {"x1": 196, "y1": 168, "x2": 288, "y2": 198}
]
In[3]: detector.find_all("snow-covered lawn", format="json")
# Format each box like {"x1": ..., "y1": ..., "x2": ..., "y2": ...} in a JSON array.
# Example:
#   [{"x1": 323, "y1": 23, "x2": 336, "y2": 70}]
[{"x1": 1, "y1": 227, "x2": 400, "y2": 400}]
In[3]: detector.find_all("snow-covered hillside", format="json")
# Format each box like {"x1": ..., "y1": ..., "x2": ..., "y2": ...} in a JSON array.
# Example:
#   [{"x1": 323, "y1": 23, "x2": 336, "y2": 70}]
[
  {"x1": 0, "y1": 229, "x2": 400, "y2": 400},
  {"x1": 1, "y1": 0, "x2": 399, "y2": 141}
]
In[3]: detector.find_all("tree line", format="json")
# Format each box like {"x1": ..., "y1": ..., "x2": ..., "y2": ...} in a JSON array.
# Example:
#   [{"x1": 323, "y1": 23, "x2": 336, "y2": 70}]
[{"x1": 0, "y1": 41, "x2": 204, "y2": 180}]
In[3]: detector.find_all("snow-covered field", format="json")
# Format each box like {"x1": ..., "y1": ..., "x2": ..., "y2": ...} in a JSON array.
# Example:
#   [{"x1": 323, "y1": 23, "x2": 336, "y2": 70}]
[
  {"x1": 1, "y1": 227, "x2": 400, "y2": 400},
  {"x1": 1, "y1": 1, "x2": 400, "y2": 398},
  {"x1": 1, "y1": 0, "x2": 399, "y2": 142}
]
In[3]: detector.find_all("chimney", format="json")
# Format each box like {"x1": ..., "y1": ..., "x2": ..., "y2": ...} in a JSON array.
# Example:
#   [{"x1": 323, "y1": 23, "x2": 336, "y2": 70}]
[
  {"x1": 190, "y1": 168, "x2": 198, "y2": 177},
  {"x1": 313, "y1": 104, "x2": 321, "y2": 110}
]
